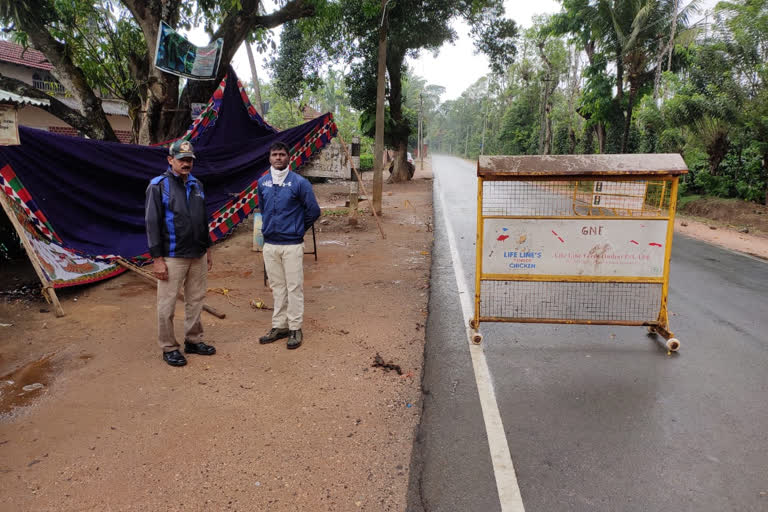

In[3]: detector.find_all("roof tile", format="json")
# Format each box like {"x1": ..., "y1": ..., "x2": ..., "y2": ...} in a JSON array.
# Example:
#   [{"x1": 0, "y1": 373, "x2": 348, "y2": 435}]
[{"x1": 0, "y1": 40, "x2": 53, "y2": 71}]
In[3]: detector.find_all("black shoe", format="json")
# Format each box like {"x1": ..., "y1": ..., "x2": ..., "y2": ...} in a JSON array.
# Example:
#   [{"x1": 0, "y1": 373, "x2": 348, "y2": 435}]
[
  {"x1": 184, "y1": 341, "x2": 216, "y2": 355},
  {"x1": 259, "y1": 327, "x2": 290, "y2": 344},
  {"x1": 163, "y1": 349, "x2": 187, "y2": 367},
  {"x1": 287, "y1": 329, "x2": 303, "y2": 350}
]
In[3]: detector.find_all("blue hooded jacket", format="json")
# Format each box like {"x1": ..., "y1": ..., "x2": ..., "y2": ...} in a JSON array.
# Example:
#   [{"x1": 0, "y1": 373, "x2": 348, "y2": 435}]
[{"x1": 257, "y1": 171, "x2": 321, "y2": 245}]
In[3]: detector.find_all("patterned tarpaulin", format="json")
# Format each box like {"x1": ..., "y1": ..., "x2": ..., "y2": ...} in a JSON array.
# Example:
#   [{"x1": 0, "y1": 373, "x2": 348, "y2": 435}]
[{"x1": 0, "y1": 66, "x2": 337, "y2": 287}]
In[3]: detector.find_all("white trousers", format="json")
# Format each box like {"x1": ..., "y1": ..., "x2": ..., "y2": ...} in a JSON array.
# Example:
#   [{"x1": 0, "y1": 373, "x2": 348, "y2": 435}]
[{"x1": 263, "y1": 243, "x2": 304, "y2": 331}]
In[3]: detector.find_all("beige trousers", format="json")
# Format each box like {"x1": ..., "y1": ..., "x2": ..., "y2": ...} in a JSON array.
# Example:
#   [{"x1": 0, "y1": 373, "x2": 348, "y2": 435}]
[
  {"x1": 263, "y1": 243, "x2": 304, "y2": 331},
  {"x1": 157, "y1": 255, "x2": 207, "y2": 352}
]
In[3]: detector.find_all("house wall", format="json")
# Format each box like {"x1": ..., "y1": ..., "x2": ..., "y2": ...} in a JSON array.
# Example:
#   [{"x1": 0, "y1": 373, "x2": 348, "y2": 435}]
[
  {"x1": 17, "y1": 106, "x2": 131, "y2": 138},
  {"x1": 0, "y1": 62, "x2": 37, "y2": 83},
  {"x1": 1, "y1": 62, "x2": 131, "y2": 141}
]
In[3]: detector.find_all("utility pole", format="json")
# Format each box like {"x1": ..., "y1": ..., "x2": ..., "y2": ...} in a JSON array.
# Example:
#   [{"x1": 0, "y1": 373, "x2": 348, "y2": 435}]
[
  {"x1": 465, "y1": 128, "x2": 469, "y2": 157},
  {"x1": 418, "y1": 92, "x2": 423, "y2": 172},
  {"x1": 481, "y1": 100, "x2": 488, "y2": 156},
  {"x1": 372, "y1": 0, "x2": 389, "y2": 216},
  {"x1": 245, "y1": 42, "x2": 264, "y2": 116}
]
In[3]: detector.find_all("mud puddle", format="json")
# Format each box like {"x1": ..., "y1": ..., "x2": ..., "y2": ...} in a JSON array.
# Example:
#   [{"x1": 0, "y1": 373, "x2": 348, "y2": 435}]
[{"x1": 0, "y1": 354, "x2": 55, "y2": 416}]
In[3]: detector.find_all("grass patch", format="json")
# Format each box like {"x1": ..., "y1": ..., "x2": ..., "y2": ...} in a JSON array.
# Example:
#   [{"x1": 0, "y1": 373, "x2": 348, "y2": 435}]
[
  {"x1": 677, "y1": 194, "x2": 702, "y2": 210},
  {"x1": 322, "y1": 208, "x2": 350, "y2": 216},
  {"x1": 321, "y1": 207, "x2": 371, "y2": 217}
]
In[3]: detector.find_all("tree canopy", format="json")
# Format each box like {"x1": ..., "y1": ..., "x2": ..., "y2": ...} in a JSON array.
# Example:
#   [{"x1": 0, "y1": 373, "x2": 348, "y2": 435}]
[{"x1": 0, "y1": 0, "x2": 319, "y2": 143}]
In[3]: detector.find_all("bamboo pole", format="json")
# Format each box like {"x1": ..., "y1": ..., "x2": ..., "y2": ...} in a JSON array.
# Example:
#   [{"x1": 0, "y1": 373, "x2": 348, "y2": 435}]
[
  {"x1": 0, "y1": 189, "x2": 64, "y2": 317},
  {"x1": 116, "y1": 258, "x2": 226, "y2": 319},
  {"x1": 338, "y1": 136, "x2": 387, "y2": 239}
]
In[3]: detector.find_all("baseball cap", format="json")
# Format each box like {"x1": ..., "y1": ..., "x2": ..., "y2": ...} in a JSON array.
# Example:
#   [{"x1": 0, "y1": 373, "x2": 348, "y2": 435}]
[{"x1": 169, "y1": 140, "x2": 196, "y2": 159}]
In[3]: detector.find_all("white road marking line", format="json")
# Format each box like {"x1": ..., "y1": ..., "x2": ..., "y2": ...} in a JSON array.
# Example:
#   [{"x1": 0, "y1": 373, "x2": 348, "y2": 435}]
[{"x1": 436, "y1": 167, "x2": 526, "y2": 512}]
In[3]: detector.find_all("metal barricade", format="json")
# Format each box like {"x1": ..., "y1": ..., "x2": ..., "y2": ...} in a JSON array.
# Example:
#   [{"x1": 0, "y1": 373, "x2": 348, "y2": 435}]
[{"x1": 471, "y1": 154, "x2": 688, "y2": 351}]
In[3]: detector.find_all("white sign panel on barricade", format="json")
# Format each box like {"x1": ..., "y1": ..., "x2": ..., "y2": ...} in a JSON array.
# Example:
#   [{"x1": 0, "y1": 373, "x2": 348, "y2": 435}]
[{"x1": 482, "y1": 218, "x2": 668, "y2": 277}]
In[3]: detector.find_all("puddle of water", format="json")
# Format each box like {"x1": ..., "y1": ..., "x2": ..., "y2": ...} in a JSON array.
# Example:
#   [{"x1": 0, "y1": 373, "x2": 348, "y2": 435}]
[{"x1": 0, "y1": 355, "x2": 54, "y2": 416}]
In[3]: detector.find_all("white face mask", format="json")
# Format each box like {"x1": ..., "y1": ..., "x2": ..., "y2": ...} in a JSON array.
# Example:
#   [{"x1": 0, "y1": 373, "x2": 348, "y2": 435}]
[{"x1": 271, "y1": 166, "x2": 289, "y2": 186}]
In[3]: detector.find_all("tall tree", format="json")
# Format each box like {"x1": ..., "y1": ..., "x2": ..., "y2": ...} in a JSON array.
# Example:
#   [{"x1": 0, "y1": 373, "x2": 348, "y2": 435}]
[
  {"x1": 272, "y1": 0, "x2": 518, "y2": 182},
  {"x1": 1, "y1": 0, "x2": 319, "y2": 144}
]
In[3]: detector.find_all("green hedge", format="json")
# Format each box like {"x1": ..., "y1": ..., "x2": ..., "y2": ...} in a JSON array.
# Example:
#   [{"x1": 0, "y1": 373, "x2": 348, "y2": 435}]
[{"x1": 359, "y1": 154, "x2": 373, "y2": 171}]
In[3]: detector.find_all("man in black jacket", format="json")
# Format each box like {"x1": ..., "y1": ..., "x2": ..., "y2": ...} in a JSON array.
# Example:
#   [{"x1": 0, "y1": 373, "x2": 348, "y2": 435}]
[{"x1": 145, "y1": 140, "x2": 216, "y2": 367}]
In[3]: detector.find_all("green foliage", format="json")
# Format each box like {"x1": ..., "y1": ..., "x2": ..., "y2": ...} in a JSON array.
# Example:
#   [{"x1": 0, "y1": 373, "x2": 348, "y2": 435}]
[
  {"x1": 359, "y1": 153, "x2": 373, "y2": 171},
  {"x1": 269, "y1": 20, "x2": 322, "y2": 100},
  {"x1": 270, "y1": 0, "x2": 518, "y2": 156}
]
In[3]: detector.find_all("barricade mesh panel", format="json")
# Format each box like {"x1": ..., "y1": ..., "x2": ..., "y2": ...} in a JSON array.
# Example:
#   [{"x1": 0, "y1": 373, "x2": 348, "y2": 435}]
[
  {"x1": 479, "y1": 281, "x2": 662, "y2": 322},
  {"x1": 482, "y1": 180, "x2": 672, "y2": 218}
]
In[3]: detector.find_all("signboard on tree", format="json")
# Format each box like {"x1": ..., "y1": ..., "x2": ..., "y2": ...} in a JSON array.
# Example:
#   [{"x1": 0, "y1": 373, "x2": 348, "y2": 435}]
[{"x1": 154, "y1": 22, "x2": 223, "y2": 80}]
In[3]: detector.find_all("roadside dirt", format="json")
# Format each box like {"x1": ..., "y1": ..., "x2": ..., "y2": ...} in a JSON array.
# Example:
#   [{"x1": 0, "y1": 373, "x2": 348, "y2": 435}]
[
  {"x1": 0, "y1": 164, "x2": 434, "y2": 511},
  {"x1": 677, "y1": 196, "x2": 768, "y2": 260}
]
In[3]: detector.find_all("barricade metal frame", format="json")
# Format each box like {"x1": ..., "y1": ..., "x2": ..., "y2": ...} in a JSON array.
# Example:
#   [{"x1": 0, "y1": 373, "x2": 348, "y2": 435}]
[{"x1": 472, "y1": 154, "x2": 688, "y2": 351}]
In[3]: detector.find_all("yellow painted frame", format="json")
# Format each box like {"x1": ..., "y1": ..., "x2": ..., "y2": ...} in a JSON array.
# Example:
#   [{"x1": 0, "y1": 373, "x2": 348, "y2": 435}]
[{"x1": 472, "y1": 174, "x2": 682, "y2": 348}]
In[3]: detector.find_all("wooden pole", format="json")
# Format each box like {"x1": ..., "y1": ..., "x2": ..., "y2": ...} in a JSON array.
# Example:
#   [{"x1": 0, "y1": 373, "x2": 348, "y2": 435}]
[
  {"x1": 0, "y1": 189, "x2": 64, "y2": 317},
  {"x1": 338, "y1": 136, "x2": 386, "y2": 239},
  {"x1": 115, "y1": 258, "x2": 226, "y2": 319}
]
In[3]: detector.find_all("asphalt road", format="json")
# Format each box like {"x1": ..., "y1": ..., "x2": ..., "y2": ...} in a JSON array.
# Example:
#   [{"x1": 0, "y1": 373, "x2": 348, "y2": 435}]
[{"x1": 407, "y1": 154, "x2": 768, "y2": 512}]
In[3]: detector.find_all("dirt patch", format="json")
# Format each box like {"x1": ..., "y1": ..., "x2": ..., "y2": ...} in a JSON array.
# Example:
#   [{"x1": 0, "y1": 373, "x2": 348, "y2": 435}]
[
  {"x1": 680, "y1": 196, "x2": 768, "y2": 234},
  {"x1": 677, "y1": 196, "x2": 768, "y2": 260},
  {"x1": 0, "y1": 162, "x2": 434, "y2": 511}
]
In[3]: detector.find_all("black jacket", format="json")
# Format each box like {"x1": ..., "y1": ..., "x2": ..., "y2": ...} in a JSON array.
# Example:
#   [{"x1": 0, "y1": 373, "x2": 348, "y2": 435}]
[{"x1": 145, "y1": 169, "x2": 211, "y2": 258}]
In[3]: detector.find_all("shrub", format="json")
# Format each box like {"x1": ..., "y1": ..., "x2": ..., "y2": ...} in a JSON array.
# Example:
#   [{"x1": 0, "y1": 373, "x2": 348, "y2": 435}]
[{"x1": 359, "y1": 153, "x2": 373, "y2": 171}]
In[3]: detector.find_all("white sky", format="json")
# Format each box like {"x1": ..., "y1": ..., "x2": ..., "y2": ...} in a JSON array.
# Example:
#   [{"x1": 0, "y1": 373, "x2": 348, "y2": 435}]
[{"x1": 406, "y1": 0, "x2": 562, "y2": 100}]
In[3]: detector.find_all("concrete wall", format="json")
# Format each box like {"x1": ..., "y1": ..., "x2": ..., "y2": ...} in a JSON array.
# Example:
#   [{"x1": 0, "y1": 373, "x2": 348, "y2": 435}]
[{"x1": 299, "y1": 139, "x2": 352, "y2": 180}]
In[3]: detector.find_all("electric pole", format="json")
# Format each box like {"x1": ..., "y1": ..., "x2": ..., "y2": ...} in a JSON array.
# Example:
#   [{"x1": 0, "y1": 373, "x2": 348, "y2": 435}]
[
  {"x1": 418, "y1": 92, "x2": 423, "y2": 172},
  {"x1": 372, "y1": 0, "x2": 389, "y2": 216},
  {"x1": 465, "y1": 128, "x2": 469, "y2": 157}
]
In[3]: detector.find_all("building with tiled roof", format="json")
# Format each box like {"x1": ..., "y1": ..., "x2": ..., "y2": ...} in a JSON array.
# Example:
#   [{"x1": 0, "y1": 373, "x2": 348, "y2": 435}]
[
  {"x1": 0, "y1": 40, "x2": 132, "y2": 142},
  {"x1": 0, "y1": 41, "x2": 53, "y2": 71}
]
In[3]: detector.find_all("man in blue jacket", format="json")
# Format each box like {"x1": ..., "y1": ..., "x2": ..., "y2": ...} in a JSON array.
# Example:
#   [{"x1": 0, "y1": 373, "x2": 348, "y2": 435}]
[
  {"x1": 257, "y1": 141, "x2": 321, "y2": 349},
  {"x1": 145, "y1": 140, "x2": 216, "y2": 367}
]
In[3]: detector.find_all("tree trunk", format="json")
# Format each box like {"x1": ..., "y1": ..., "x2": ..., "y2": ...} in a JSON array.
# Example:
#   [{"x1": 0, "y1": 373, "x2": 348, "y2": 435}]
[
  {"x1": 385, "y1": 47, "x2": 411, "y2": 183},
  {"x1": 763, "y1": 152, "x2": 768, "y2": 205},
  {"x1": 596, "y1": 124, "x2": 606, "y2": 154},
  {"x1": 707, "y1": 134, "x2": 729, "y2": 176},
  {"x1": 667, "y1": 0, "x2": 680, "y2": 71},
  {"x1": 245, "y1": 42, "x2": 264, "y2": 116},
  {"x1": 13, "y1": 2, "x2": 118, "y2": 142},
  {"x1": 616, "y1": 52, "x2": 624, "y2": 103},
  {"x1": 622, "y1": 80, "x2": 638, "y2": 153},
  {"x1": 386, "y1": 140, "x2": 412, "y2": 183},
  {"x1": 569, "y1": 128, "x2": 577, "y2": 154}
]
